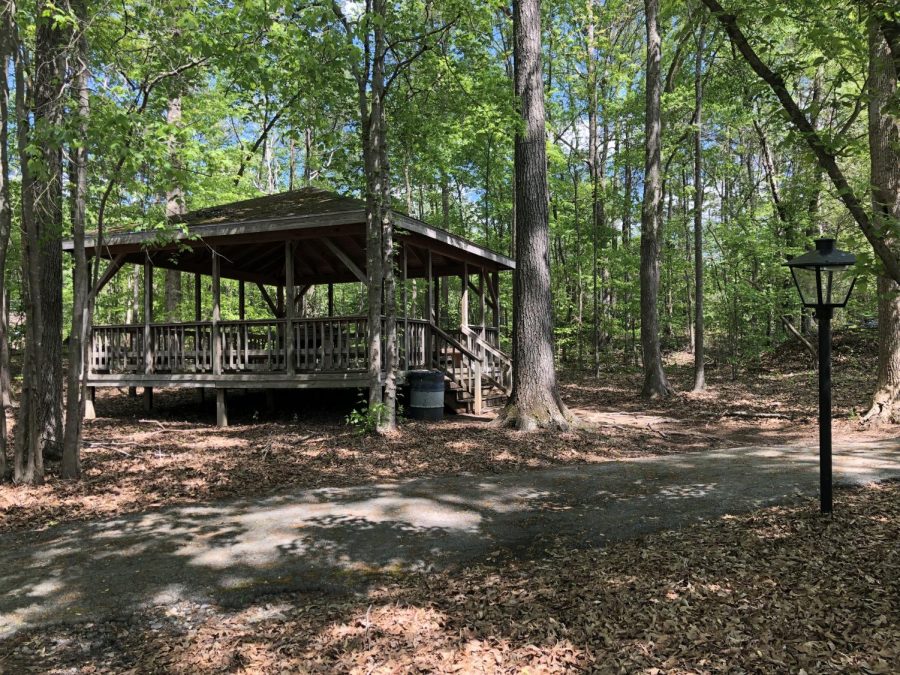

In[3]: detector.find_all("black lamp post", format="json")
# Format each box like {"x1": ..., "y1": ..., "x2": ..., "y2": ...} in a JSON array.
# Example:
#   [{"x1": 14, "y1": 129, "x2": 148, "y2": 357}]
[{"x1": 785, "y1": 238, "x2": 856, "y2": 514}]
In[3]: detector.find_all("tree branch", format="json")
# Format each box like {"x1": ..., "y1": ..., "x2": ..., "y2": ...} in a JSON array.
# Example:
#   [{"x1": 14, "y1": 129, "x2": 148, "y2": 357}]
[{"x1": 701, "y1": 0, "x2": 900, "y2": 283}]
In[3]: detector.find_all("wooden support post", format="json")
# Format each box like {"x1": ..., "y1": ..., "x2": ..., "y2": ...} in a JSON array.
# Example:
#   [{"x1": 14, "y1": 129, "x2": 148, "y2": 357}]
[
  {"x1": 402, "y1": 244, "x2": 408, "y2": 370},
  {"x1": 460, "y1": 262, "x2": 469, "y2": 332},
  {"x1": 479, "y1": 268, "x2": 486, "y2": 339},
  {"x1": 434, "y1": 275, "x2": 441, "y2": 328},
  {"x1": 212, "y1": 247, "x2": 221, "y2": 376},
  {"x1": 143, "y1": 257, "x2": 154, "y2": 410},
  {"x1": 327, "y1": 283, "x2": 334, "y2": 317},
  {"x1": 194, "y1": 272, "x2": 201, "y2": 321},
  {"x1": 491, "y1": 271, "x2": 500, "y2": 331},
  {"x1": 216, "y1": 389, "x2": 228, "y2": 427},
  {"x1": 285, "y1": 240, "x2": 296, "y2": 375},
  {"x1": 239, "y1": 280, "x2": 246, "y2": 321},
  {"x1": 426, "y1": 248, "x2": 434, "y2": 366},
  {"x1": 84, "y1": 387, "x2": 96, "y2": 420},
  {"x1": 474, "y1": 359, "x2": 483, "y2": 415}
]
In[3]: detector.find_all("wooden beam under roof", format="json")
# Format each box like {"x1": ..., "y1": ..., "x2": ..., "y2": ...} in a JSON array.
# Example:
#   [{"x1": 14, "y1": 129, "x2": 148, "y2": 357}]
[{"x1": 320, "y1": 237, "x2": 366, "y2": 283}]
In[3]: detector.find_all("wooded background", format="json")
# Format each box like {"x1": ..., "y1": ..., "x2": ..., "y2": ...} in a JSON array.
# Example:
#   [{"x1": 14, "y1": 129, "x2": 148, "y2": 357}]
[{"x1": 0, "y1": 0, "x2": 897, "y2": 481}]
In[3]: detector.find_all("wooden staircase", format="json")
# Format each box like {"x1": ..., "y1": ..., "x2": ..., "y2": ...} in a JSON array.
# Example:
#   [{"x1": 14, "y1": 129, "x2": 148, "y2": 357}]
[{"x1": 430, "y1": 324, "x2": 512, "y2": 415}]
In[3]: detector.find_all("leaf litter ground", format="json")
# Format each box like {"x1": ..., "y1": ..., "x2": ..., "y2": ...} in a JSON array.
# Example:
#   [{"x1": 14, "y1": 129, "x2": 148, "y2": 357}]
[{"x1": 1, "y1": 338, "x2": 894, "y2": 534}]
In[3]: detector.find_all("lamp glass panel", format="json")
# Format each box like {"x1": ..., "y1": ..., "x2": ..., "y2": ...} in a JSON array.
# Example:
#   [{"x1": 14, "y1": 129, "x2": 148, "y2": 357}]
[
  {"x1": 791, "y1": 267, "x2": 819, "y2": 306},
  {"x1": 825, "y1": 265, "x2": 854, "y2": 306}
]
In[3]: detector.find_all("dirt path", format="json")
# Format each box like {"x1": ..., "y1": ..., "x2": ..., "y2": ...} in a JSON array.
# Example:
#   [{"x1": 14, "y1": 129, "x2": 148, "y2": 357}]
[{"x1": 1, "y1": 438, "x2": 897, "y2": 638}]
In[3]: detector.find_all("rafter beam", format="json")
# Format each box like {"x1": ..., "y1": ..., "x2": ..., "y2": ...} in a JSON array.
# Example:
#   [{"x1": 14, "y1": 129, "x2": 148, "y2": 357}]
[
  {"x1": 320, "y1": 238, "x2": 366, "y2": 283},
  {"x1": 90, "y1": 253, "x2": 127, "y2": 299}
]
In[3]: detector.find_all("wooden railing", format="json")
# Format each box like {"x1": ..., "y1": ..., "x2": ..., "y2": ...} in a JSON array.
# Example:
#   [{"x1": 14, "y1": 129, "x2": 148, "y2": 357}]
[
  {"x1": 90, "y1": 318, "x2": 513, "y2": 403},
  {"x1": 402, "y1": 319, "x2": 429, "y2": 369},
  {"x1": 91, "y1": 325, "x2": 143, "y2": 374},
  {"x1": 149, "y1": 322, "x2": 214, "y2": 373},
  {"x1": 219, "y1": 319, "x2": 286, "y2": 373},
  {"x1": 294, "y1": 316, "x2": 367, "y2": 372}
]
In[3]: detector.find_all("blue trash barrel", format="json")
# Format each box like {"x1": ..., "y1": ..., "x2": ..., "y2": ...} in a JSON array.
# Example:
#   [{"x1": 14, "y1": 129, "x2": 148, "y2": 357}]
[{"x1": 408, "y1": 370, "x2": 445, "y2": 421}]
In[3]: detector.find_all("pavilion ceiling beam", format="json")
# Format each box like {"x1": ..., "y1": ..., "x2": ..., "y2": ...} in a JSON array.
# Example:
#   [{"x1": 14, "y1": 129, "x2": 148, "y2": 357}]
[
  {"x1": 291, "y1": 243, "x2": 320, "y2": 278},
  {"x1": 90, "y1": 253, "x2": 127, "y2": 300},
  {"x1": 256, "y1": 282, "x2": 284, "y2": 318},
  {"x1": 403, "y1": 242, "x2": 424, "y2": 267},
  {"x1": 320, "y1": 238, "x2": 366, "y2": 283},
  {"x1": 168, "y1": 257, "x2": 273, "y2": 286},
  {"x1": 232, "y1": 243, "x2": 273, "y2": 269}
]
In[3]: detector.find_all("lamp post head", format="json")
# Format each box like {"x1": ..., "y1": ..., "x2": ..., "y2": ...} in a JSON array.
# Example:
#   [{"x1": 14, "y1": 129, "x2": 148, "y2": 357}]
[{"x1": 785, "y1": 238, "x2": 857, "y2": 309}]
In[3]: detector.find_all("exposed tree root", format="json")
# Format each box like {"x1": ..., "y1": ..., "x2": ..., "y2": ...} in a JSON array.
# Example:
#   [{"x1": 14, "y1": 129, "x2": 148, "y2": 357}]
[
  {"x1": 493, "y1": 390, "x2": 574, "y2": 432},
  {"x1": 861, "y1": 395, "x2": 899, "y2": 425}
]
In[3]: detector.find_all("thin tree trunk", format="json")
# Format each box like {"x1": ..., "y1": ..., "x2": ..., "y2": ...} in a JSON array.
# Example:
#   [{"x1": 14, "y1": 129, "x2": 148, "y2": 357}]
[
  {"x1": 361, "y1": 0, "x2": 386, "y2": 420},
  {"x1": 639, "y1": 0, "x2": 672, "y2": 399},
  {"x1": 864, "y1": 17, "x2": 900, "y2": 423},
  {"x1": 586, "y1": 0, "x2": 600, "y2": 374},
  {"x1": 692, "y1": 22, "x2": 706, "y2": 392},
  {"x1": 304, "y1": 127, "x2": 313, "y2": 186},
  {"x1": 62, "y1": 0, "x2": 89, "y2": 478},
  {"x1": 496, "y1": 0, "x2": 570, "y2": 431},
  {"x1": 288, "y1": 136, "x2": 296, "y2": 191},
  {"x1": 622, "y1": 123, "x2": 635, "y2": 366}
]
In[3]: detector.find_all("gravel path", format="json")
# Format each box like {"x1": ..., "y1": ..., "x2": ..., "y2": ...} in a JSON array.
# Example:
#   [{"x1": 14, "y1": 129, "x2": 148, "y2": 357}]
[{"x1": 1, "y1": 438, "x2": 897, "y2": 637}]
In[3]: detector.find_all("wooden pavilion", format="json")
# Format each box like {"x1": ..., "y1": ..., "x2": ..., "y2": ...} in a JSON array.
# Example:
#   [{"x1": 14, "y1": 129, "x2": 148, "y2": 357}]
[{"x1": 65, "y1": 188, "x2": 514, "y2": 425}]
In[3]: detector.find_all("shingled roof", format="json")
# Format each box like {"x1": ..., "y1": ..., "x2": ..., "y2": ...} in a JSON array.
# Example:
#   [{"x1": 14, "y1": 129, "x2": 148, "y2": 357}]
[{"x1": 65, "y1": 187, "x2": 514, "y2": 285}]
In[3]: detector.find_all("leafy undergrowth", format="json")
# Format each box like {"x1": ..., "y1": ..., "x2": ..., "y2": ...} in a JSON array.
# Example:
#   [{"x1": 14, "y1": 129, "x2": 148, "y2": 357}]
[
  {"x1": 4, "y1": 481, "x2": 897, "y2": 673},
  {"x1": 1, "y1": 349, "x2": 895, "y2": 535}
]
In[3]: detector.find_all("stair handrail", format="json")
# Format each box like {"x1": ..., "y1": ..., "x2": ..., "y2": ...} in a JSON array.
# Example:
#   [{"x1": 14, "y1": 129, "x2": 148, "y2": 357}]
[
  {"x1": 430, "y1": 323, "x2": 482, "y2": 364},
  {"x1": 458, "y1": 325, "x2": 512, "y2": 395},
  {"x1": 458, "y1": 325, "x2": 511, "y2": 364}
]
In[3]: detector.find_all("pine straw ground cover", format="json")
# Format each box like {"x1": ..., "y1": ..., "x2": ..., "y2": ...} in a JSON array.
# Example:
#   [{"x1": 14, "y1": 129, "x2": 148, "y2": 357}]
[{"x1": 3, "y1": 481, "x2": 897, "y2": 674}]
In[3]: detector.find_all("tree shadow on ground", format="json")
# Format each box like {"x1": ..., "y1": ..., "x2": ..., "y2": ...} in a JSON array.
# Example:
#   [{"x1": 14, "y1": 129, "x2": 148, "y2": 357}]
[{"x1": 2, "y1": 440, "x2": 897, "y2": 644}]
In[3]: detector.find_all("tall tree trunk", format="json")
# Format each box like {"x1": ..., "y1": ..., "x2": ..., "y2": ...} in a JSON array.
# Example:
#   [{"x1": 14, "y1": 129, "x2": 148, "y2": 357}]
[
  {"x1": 496, "y1": 0, "x2": 570, "y2": 431},
  {"x1": 62, "y1": 0, "x2": 89, "y2": 478},
  {"x1": 15, "y1": 0, "x2": 66, "y2": 483},
  {"x1": 692, "y1": 22, "x2": 706, "y2": 392},
  {"x1": 639, "y1": 0, "x2": 672, "y2": 399},
  {"x1": 379, "y1": 105, "x2": 397, "y2": 432},
  {"x1": 441, "y1": 170, "x2": 451, "y2": 229},
  {"x1": 0, "y1": 6, "x2": 11, "y2": 478},
  {"x1": 360, "y1": 0, "x2": 386, "y2": 421},
  {"x1": 304, "y1": 127, "x2": 313, "y2": 186},
  {"x1": 34, "y1": 2, "x2": 65, "y2": 462},
  {"x1": 164, "y1": 95, "x2": 184, "y2": 320},
  {"x1": 864, "y1": 17, "x2": 900, "y2": 423}
]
